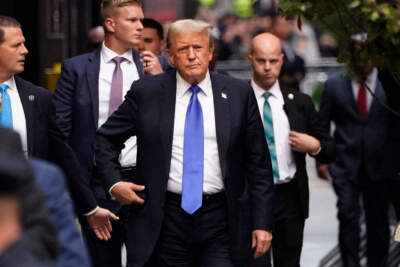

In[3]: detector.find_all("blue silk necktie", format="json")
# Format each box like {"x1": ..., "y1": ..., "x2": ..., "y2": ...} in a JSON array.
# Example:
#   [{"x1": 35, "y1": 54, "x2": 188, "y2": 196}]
[
  {"x1": 0, "y1": 84, "x2": 12, "y2": 128},
  {"x1": 181, "y1": 85, "x2": 204, "y2": 214},
  {"x1": 263, "y1": 92, "x2": 280, "y2": 183}
]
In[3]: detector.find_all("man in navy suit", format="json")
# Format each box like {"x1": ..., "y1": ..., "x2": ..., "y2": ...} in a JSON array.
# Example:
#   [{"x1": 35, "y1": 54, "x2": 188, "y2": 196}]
[
  {"x1": 248, "y1": 33, "x2": 335, "y2": 267},
  {"x1": 95, "y1": 19, "x2": 274, "y2": 267},
  {"x1": 318, "y1": 60, "x2": 390, "y2": 266},
  {"x1": 53, "y1": 1, "x2": 169, "y2": 266},
  {"x1": 0, "y1": 15, "x2": 108, "y2": 240}
]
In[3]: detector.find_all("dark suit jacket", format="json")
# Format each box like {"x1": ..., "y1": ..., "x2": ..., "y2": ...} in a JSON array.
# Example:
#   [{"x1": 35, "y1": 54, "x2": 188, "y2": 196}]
[
  {"x1": 30, "y1": 159, "x2": 91, "y2": 267},
  {"x1": 53, "y1": 48, "x2": 170, "y2": 212},
  {"x1": 277, "y1": 87, "x2": 335, "y2": 218},
  {"x1": 319, "y1": 74, "x2": 389, "y2": 181},
  {"x1": 95, "y1": 70, "x2": 274, "y2": 265},
  {"x1": 14, "y1": 76, "x2": 96, "y2": 214},
  {"x1": 0, "y1": 127, "x2": 59, "y2": 261}
]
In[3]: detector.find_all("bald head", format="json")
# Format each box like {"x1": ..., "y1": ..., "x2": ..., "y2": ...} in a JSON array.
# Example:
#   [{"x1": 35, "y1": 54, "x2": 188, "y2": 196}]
[
  {"x1": 250, "y1": 33, "x2": 282, "y2": 56},
  {"x1": 248, "y1": 33, "x2": 284, "y2": 91}
]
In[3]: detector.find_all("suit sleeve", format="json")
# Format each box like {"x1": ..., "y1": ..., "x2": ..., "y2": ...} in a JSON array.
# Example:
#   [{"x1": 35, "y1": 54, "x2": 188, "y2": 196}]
[
  {"x1": 95, "y1": 86, "x2": 138, "y2": 191},
  {"x1": 30, "y1": 160, "x2": 91, "y2": 267},
  {"x1": 303, "y1": 94, "x2": 335, "y2": 163},
  {"x1": 43, "y1": 89, "x2": 98, "y2": 214},
  {"x1": 244, "y1": 88, "x2": 274, "y2": 231}
]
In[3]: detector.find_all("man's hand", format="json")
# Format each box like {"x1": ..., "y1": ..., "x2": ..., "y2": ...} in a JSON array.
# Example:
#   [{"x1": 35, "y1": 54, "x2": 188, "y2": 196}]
[
  {"x1": 141, "y1": 51, "x2": 163, "y2": 75},
  {"x1": 289, "y1": 130, "x2": 321, "y2": 154},
  {"x1": 87, "y1": 207, "x2": 119, "y2": 241},
  {"x1": 111, "y1": 182, "x2": 145, "y2": 205},
  {"x1": 316, "y1": 164, "x2": 331, "y2": 181},
  {"x1": 252, "y1": 229, "x2": 272, "y2": 259}
]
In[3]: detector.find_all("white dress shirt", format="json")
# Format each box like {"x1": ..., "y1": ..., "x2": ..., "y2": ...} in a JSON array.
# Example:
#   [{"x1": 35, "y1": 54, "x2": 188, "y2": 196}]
[
  {"x1": 99, "y1": 43, "x2": 140, "y2": 167},
  {"x1": 2, "y1": 76, "x2": 28, "y2": 156},
  {"x1": 252, "y1": 80, "x2": 297, "y2": 183},
  {"x1": 351, "y1": 68, "x2": 377, "y2": 111},
  {"x1": 168, "y1": 71, "x2": 224, "y2": 194}
]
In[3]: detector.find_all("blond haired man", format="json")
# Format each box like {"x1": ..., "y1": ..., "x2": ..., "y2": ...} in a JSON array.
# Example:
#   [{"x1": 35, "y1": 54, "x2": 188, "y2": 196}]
[
  {"x1": 95, "y1": 19, "x2": 275, "y2": 267},
  {"x1": 53, "y1": 1, "x2": 169, "y2": 266}
]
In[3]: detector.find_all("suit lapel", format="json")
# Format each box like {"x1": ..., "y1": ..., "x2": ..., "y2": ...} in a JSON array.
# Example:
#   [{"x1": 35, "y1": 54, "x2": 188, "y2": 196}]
[
  {"x1": 159, "y1": 71, "x2": 177, "y2": 178},
  {"x1": 281, "y1": 86, "x2": 300, "y2": 131},
  {"x1": 86, "y1": 49, "x2": 101, "y2": 128},
  {"x1": 210, "y1": 73, "x2": 230, "y2": 180},
  {"x1": 132, "y1": 50, "x2": 144, "y2": 78},
  {"x1": 14, "y1": 76, "x2": 35, "y2": 156}
]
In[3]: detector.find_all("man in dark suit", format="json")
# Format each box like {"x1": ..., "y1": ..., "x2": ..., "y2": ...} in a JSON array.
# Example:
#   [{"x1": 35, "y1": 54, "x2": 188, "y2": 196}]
[
  {"x1": 0, "y1": 127, "x2": 58, "y2": 263},
  {"x1": 247, "y1": 33, "x2": 335, "y2": 267},
  {"x1": 95, "y1": 19, "x2": 275, "y2": 267},
  {"x1": 0, "y1": 15, "x2": 114, "y2": 236},
  {"x1": 53, "y1": 1, "x2": 169, "y2": 266},
  {"x1": 317, "y1": 62, "x2": 390, "y2": 266}
]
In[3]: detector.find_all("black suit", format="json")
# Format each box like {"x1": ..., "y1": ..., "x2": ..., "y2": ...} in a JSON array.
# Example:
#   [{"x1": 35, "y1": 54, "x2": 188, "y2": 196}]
[
  {"x1": 0, "y1": 127, "x2": 59, "y2": 261},
  {"x1": 95, "y1": 70, "x2": 274, "y2": 266},
  {"x1": 14, "y1": 76, "x2": 97, "y2": 215},
  {"x1": 252, "y1": 86, "x2": 335, "y2": 267}
]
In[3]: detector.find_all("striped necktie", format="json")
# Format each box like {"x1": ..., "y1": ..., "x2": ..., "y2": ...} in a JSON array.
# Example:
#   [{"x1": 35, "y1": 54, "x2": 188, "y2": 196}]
[{"x1": 263, "y1": 92, "x2": 280, "y2": 183}]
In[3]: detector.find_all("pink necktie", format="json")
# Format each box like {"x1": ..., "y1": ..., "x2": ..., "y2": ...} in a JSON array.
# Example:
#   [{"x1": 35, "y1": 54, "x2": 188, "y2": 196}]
[{"x1": 108, "y1": 56, "x2": 126, "y2": 116}]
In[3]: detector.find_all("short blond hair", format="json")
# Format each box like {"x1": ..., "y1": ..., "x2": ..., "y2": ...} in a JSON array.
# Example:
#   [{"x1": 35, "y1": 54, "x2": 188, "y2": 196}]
[
  {"x1": 100, "y1": 0, "x2": 142, "y2": 22},
  {"x1": 166, "y1": 19, "x2": 213, "y2": 50}
]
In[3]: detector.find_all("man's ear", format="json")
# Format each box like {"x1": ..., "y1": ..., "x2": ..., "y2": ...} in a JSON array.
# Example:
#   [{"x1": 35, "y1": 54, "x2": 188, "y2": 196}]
[
  {"x1": 247, "y1": 53, "x2": 253, "y2": 63},
  {"x1": 166, "y1": 49, "x2": 175, "y2": 66},
  {"x1": 104, "y1": 17, "x2": 115, "y2": 33}
]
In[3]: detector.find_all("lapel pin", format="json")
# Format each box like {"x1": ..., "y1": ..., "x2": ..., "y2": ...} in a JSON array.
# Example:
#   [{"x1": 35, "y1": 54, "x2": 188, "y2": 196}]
[
  {"x1": 28, "y1": 95, "x2": 35, "y2": 102},
  {"x1": 288, "y1": 93, "x2": 294, "y2": 100},
  {"x1": 221, "y1": 92, "x2": 227, "y2": 99}
]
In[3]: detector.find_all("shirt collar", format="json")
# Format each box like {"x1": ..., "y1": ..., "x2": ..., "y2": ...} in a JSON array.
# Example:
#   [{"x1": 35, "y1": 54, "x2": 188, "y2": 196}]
[
  {"x1": 251, "y1": 79, "x2": 282, "y2": 100},
  {"x1": 101, "y1": 42, "x2": 133, "y2": 64},
  {"x1": 1, "y1": 76, "x2": 17, "y2": 92},
  {"x1": 176, "y1": 71, "x2": 212, "y2": 98}
]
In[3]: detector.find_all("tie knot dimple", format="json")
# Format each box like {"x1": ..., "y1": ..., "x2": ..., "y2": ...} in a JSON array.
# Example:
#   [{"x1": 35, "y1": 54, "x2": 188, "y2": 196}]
[
  {"x1": 263, "y1": 91, "x2": 272, "y2": 100},
  {"x1": 0, "y1": 84, "x2": 8, "y2": 93},
  {"x1": 112, "y1": 56, "x2": 126, "y2": 65}
]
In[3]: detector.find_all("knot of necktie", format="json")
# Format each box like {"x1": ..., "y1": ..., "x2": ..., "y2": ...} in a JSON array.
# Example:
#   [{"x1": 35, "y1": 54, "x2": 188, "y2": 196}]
[
  {"x1": 189, "y1": 85, "x2": 201, "y2": 95},
  {"x1": 0, "y1": 84, "x2": 8, "y2": 94},
  {"x1": 263, "y1": 91, "x2": 272, "y2": 100},
  {"x1": 112, "y1": 56, "x2": 126, "y2": 66}
]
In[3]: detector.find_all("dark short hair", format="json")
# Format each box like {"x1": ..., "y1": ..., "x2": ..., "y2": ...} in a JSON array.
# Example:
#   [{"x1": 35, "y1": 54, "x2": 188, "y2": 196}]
[
  {"x1": 142, "y1": 18, "x2": 164, "y2": 40},
  {"x1": 0, "y1": 16, "x2": 21, "y2": 45}
]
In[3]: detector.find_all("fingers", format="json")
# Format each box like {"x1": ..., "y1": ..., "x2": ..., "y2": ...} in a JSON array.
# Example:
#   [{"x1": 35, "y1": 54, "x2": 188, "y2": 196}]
[
  {"x1": 105, "y1": 218, "x2": 113, "y2": 233},
  {"x1": 129, "y1": 183, "x2": 145, "y2": 191},
  {"x1": 107, "y1": 211, "x2": 120, "y2": 221},
  {"x1": 252, "y1": 231, "x2": 257, "y2": 249},
  {"x1": 94, "y1": 226, "x2": 111, "y2": 241}
]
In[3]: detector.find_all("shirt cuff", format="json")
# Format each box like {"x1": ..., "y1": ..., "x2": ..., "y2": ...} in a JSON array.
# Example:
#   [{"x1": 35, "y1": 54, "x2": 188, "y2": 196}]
[
  {"x1": 310, "y1": 146, "x2": 322, "y2": 156},
  {"x1": 109, "y1": 181, "x2": 124, "y2": 200},
  {"x1": 83, "y1": 206, "x2": 99, "y2": 217}
]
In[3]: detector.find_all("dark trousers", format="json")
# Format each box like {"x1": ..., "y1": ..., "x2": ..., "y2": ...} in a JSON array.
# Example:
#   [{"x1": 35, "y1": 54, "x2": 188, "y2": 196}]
[
  {"x1": 82, "y1": 167, "x2": 136, "y2": 267},
  {"x1": 145, "y1": 192, "x2": 234, "y2": 267},
  {"x1": 332, "y1": 166, "x2": 390, "y2": 267},
  {"x1": 252, "y1": 179, "x2": 305, "y2": 267}
]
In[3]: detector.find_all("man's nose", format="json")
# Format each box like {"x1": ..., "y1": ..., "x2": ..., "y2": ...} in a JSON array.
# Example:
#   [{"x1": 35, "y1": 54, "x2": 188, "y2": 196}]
[{"x1": 188, "y1": 47, "x2": 196, "y2": 60}]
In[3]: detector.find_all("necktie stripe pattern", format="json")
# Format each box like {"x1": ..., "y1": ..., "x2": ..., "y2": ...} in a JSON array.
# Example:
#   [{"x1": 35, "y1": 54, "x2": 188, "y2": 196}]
[
  {"x1": 263, "y1": 92, "x2": 280, "y2": 183},
  {"x1": 0, "y1": 84, "x2": 12, "y2": 128},
  {"x1": 108, "y1": 56, "x2": 126, "y2": 116},
  {"x1": 181, "y1": 85, "x2": 204, "y2": 214}
]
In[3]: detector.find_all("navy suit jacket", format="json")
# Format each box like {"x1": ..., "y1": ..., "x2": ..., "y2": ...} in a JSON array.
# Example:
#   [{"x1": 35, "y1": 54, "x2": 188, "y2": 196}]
[
  {"x1": 319, "y1": 73, "x2": 389, "y2": 181},
  {"x1": 30, "y1": 159, "x2": 91, "y2": 267},
  {"x1": 14, "y1": 76, "x2": 96, "y2": 215},
  {"x1": 276, "y1": 86, "x2": 335, "y2": 218},
  {"x1": 95, "y1": 70, "x2": 274, "y2": 265},
  {"x1": 53, "y1": 48, "x2": 170, "y2": 212}
]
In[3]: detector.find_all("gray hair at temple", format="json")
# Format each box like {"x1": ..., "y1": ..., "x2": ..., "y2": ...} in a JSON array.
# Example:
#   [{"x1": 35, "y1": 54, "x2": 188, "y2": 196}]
[
  {"x1": 166, "y1": 19, "x2": 214, "y2": 50},
  {"x1": 0, "y1": 16, "x2": 21, "y2": 45}
]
